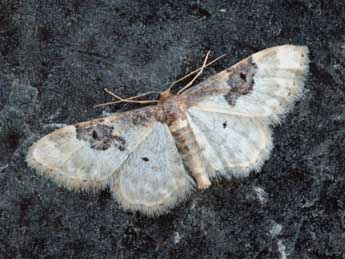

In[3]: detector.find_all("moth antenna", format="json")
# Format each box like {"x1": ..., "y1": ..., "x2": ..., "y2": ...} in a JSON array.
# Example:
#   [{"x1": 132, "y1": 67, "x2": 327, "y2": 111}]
[
  {"x1": 94, "y1": 88, "x2": 159, "y2": 108},
  {"x1": 104, "y1": 88, "x2": 124, "y2": 101},
  {"x1": 177, "y1": 50, "x2": 211, "y2": 95},
  {"x1": 166, "y1": 53, "x2": 226, "y2": 94}
]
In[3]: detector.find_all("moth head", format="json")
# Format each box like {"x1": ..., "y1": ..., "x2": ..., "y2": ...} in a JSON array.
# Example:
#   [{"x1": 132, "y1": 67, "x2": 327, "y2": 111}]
[{"x1": 159, "y1": 89, "x2": 172, "y2": 101}]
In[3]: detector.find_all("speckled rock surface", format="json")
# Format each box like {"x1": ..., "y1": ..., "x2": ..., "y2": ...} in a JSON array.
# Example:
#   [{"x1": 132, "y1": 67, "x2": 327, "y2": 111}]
[{"x1": 0, "y1": 1, "x2": 344, "y2": 258}]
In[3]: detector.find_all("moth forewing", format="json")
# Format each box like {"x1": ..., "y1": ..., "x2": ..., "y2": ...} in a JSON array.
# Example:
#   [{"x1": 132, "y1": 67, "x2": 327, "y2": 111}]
[
  {"x1": 26, "y1": 107, "x2": 158, "y2": 190},
  {"x1": 183, "y1": 45, "x2": 309, "y2": 124}
]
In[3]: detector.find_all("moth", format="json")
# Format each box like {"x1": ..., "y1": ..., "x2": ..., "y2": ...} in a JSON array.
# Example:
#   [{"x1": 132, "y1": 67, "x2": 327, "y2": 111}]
[{"x1": 27, "y1": 45, "x2": 310, "y2": 216}]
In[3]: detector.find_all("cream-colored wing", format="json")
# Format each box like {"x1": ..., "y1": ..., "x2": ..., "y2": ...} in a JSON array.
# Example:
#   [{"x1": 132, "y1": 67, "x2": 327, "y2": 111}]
[
  {"x1": 26, "y1": 106, "x2": 158, "y2": 190},
  {"x1": 27, "y1": 106, "x2": 193, "y2": 215},
  {"x1": 187, "y1": 108, "x2": 273, "y2": 178},
  {"x1": 184, "y1": 45, "x2": 309, "y2": 125},
  {"x1": 110, "y1": 122, "x2": 193, "y2": 216}
]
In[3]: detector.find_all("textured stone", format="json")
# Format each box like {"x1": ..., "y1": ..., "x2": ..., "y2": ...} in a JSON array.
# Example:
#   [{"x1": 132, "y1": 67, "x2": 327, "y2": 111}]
[{"x1": 0, "y1": 0, "x2": 344, "y2": 258}]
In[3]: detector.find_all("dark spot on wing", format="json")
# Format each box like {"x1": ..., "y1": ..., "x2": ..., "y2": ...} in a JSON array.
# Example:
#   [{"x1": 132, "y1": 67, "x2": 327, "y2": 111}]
[
  {"x1": 225, "y1": 57, "x2": 258, "y2": 105},
  {"x1": 142, "y1": 157, "x2": 149, "y2": 162},
  {"x1": 222, "y1": 121, "x2": 227, "y2": 128},
  {"x1": 240, "y1": 73, "x2": 246, "y2": 81},
  {"x1": 76, "y1": 124, "x2": 127, "y2": 151},
  {"x1": 92, "y1": 130, "x2": 98, "y2": 139}
]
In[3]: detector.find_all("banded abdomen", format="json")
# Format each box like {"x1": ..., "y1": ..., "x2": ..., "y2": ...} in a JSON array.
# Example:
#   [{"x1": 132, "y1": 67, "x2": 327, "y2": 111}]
[
  {"x1": 157, "y1": 92, "x2": 211, "y2": 189},
  {"x1": 169, "y1": 118, "x2": 211, "y2": 189}
]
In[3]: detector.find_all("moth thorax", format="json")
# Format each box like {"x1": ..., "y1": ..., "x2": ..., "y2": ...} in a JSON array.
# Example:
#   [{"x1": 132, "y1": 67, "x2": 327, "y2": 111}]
[{"x1": 161, "y1": 96, "x2": 186, "y2": 126}]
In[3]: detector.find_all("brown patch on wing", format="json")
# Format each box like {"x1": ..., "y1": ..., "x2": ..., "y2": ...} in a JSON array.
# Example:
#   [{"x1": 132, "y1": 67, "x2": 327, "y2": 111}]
[
  {"x1": 73, "y1": 106, "x2": 157, "y2": 151},
  {"x1": 224, "y1": 57, "x2": 258, "y2": 105},
  {"x1": 75, "y1": 124, "x2": 127, "y2": 151},
  {"x1": 181, "y1": 56, "x2": 259, "y2": 108}
]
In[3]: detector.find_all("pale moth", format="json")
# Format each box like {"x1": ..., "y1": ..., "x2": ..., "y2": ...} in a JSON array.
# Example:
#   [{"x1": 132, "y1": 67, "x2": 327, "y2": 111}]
[{"x1": 27, "y1": 45, "x2": 310, "y2": 216}]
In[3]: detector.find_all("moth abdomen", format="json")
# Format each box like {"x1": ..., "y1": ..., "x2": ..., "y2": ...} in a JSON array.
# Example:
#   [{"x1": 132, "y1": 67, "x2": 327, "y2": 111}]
[{"x1": 169, "y1": 119, "x2": 210, "y2": 189}]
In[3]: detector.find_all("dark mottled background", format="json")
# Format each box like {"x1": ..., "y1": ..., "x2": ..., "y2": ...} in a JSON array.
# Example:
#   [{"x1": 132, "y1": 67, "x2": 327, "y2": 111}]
[{"x1": 0, "y1": 1, "x2": 344, "y2": 258}]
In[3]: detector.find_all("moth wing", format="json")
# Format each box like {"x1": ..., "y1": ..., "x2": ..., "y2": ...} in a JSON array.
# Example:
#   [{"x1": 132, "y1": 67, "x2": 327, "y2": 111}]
[
  {"x1": 183, "y1": 45, "x2": 309, "y2": 125},
  {"x1": 187, "y1": 108, "x2": 273, "y2": 178},
  {"x1": 110, "y1": 122, "x2": 194, "y2": 216},
  {"x1": 26, "y1": 106, "x2": 158, "y2": 190}
]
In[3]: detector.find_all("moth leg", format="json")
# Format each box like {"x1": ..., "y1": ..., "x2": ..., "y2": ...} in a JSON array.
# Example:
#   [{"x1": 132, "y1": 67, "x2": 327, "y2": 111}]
[
  {"x1": 94, "y1": 88, "x2": 159, "y2": 107},
  {"x1": 177, "y1": 51, "x2": 211, "y2": 95}
]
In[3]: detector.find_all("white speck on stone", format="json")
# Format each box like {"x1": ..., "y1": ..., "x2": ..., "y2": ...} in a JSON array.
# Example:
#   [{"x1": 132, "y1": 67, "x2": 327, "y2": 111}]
[
  {"x1": 173, "y1": 232, "x2": 181, "y2": 244},
  {"x1": 0, "y1": 164, "x2": 9, "y2": 173},
  {"x1": 219, "y1": 9, "x2": 226, "y2": 12},
  {"x1": 254, "y1": 186, "x2": 268, "y2": 204},
  {"x1": 190, "y1": 200, "x2": 196, "y2": 210},
  {"x1": 277, "y1": 240, "x2": 287, "y2": 259},
  {"x1": 46, "y1": 108, "x2": 62, "y2": 121},
  {"x1": 270, "y1": 223, "x2": 282, "y2": 237}
]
